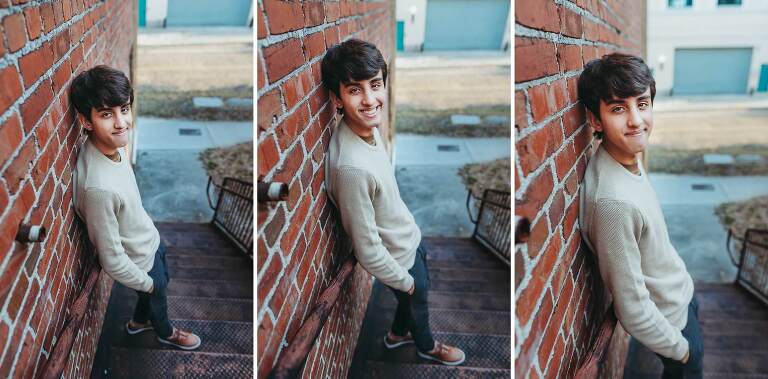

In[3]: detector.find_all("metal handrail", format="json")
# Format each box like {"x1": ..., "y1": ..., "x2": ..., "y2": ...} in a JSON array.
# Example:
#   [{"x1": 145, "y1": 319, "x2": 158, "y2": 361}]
[
  {"x1": 39, "y1": 261, "x2": 101, "y2": 379},
  {"x1": 268, "y1": 254, "x2": 358, "y2": 379},
  {"x1": 207, "y1": 176, "x2": 253, "y2": 257},
  {"x1": 467, "y1": 189, "x2": 511, "y2": 265},
  {"x1": 728, "y1": 228, "x2": 768, "y2": 306}
]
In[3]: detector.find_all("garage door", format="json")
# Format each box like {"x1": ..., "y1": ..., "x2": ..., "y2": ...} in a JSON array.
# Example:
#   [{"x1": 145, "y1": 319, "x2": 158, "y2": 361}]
[
  {"x1": 423, "y1": 0, "x2": 509, "y2": 50},
  {"x1": 166, "y1": 0, "x2": 251, "y2": 26},
  {"x1": 673, "y1": 48, "x2": 752, "y2": 95}
]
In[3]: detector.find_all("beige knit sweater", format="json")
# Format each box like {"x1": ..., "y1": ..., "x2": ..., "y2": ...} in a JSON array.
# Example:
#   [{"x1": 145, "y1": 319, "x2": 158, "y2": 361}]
[
  {"x1": 74, "y1": 138, "x2": 160, "y2": 292},
  {"x1": 326, "y1": 121, "x2": 421, "y2": 292},
  {"x1": 580, "y1": 146, "x2": 694, "y2": 361}
]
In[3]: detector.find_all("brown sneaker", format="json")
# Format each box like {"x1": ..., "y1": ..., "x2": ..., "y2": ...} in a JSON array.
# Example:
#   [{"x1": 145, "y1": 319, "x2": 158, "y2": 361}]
[
  {"x1": 417, "y1": 341, "x2": 466, "y2": 366},
  {"x1": 157, "y1": 327, "x2": 202, "y2": 350},
  {"x1": 384, "y1": 331, "x2": 414, "y2": 349},
  {"x1": 125, "y1": 320, "x2": 154, "y2": 335}
]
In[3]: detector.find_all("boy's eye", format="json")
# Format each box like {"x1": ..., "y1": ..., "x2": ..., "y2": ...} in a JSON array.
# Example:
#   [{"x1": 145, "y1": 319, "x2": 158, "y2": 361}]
[
  {"x1": 638, "y1": 102, "x2": 649, "y2": 109},
  {"x1": 101, "y1": 112, "x2": 112, "y2": 118},
  {"x1": 121, "y1": 106, "x2": 130, "y2": 113},
  {"x1": 372, "y1": 82, "x2": 382, "y2": 89},
  {"x1": 349, "y1": 88, "x2": 360, "y2": 95},
  {"x1": 611, "y1": 106, "x2": 625, "y2": 113}
]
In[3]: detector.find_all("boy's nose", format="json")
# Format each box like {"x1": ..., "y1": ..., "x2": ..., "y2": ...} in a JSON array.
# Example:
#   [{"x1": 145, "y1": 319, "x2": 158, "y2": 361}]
[
  {"x1": 116, "y1": 114, "x2": 131, "y2": 129},
  {"x1": 361, "y1": 90, "x2": 375, "y2": 106},
  {"x1": 627, "y1": 108, "x2": 643, "y2": 127}
]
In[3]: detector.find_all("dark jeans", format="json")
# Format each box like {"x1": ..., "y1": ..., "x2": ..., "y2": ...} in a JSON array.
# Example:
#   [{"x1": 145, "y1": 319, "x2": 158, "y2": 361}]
[
  {"x1": 133, "y1": 241, "x2": 173, "y2": 338},
  {"x1": 657, "y1": 295, "x2": 704, "y2": 379},
  {"x1": 387, "y1": 241, "x2": 435, "y2": 352}
]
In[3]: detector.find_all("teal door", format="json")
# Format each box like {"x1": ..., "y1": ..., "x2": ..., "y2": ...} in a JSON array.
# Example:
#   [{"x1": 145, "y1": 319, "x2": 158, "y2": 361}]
[
  {"x1": 397, "y1": 21, "x2": 405, "y2": 51},
  {"x1": 758, "y1": 64, "x2": 768, "y2": 92},
  {"x1": 673, "y1": 48, "x2": 752, "y2": 95},
  {"x1": 166, "y1": 0, "x2": 251, "y2": 26},
  {"x1": 423, "y1": 0, "x2": 509, "y2": 50},
  {"x1": 138, "y1": 0, "x2": 146, "y2": 27}
]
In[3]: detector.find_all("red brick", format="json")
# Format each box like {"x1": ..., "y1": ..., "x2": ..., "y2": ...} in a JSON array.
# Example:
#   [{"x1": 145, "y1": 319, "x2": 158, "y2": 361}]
[
  {"x1": 515, "y1": 90, "x2": 528, "y2": 132},
  {"x1": 558, "y1": 44, "x2": 583, "y2": 73},
  {"x1": 282, "y1": 69, "x2": 314, "y2": 110},
  {"x1": 257, "y1": 88, "x2": 282, "y2": 133},
  {"x1": 4, "y1": 12, "x2": 27, "y2": 52},
  {"x1": 303, "y1": 31, "x2": 325, "y2": 60},
  {"x1": 308, "y1": 87, "x2": 328, "y2": 116},
  {"x1": 19, "y1": 43, "x2": 54, "y2": 89},
  {"x1": 516, "y1": 288, "x2": 553, "y2": 377},
  {"x1": 516, "y1": 0, "x2": 559, "y2": 31},
  {"x1": 20, "y1": 78, "x2": 53, "y2": 129},
  {"x1": 262, "y1": 205, "x2": 286, "y2": 248},
  {"x1": 562, "y1": 106, "x2": 585, "y2": 138},
  {"x1": 324, "y1": 2, "x2": 340, "y2": 22},
  {"x1": 61, "y1": 0, "x2": 72, "y2": 21},
  {"x1": 275, "y1": 104, "x2": 310, "y2": 150},
  {"x1": 548, "y1": 189, "x2": 566, "y2": 228},
  {"x1": 257, "y1": 55, "x2": 266, "y2": 90},
  {"x1": 51, "y1": 29, "x2": 71, "y2": 61},
  {"x1": 256, "y1": 253, "x2": 282, "y2": 311},
  {"x1": 324, "y1": 26, "x2": 340, "y2": 48},
  {"x1": 563, "y1": 200, "x2": 579, "y2": 239},
  {"x1": 6, "y1": 273, "x2": 29, "y2": 322},
  {"x1": 518, "y1": 230, "x2": 561, "y2": 326},
  {"x1": 52, "y1": 0, "x2": 63, "y2": 25},
  {"x1": 516, "y1": 37, "x2": 558, "y2": 82},
  {"x1": 51, "y1": 58, "x2": 72, "y2": 94},
  {"x1": 303, "y1": 1, "x2": 325, "y2": 27},
  {"x1": 0, "y1": 65, "x2": 23, "y2": 117},
  {"x1": 554, "y1": 141, "x2": 576, "y2": 181},
  {"x1": 2, "y1": 137, "x2": 36, "y2": 194},
  {"x1": 544, "y1": 334, "x2": 567, "y2": 379},
  {"x1": 263, "y1": 0, "x2": 304, "y2": 34},
  {"x1": 518, "y1": 166, "x2": 554, "y2": 220},
  {"x1": 517, "y1": 118, "x2": 563, "y2": 175},
  {"x1": 264, "y1": 38, "x2": 305, "y2": 83},
  {"x1": 258, "y1": 135, "x2": 280, "y2": 177},
  {"x1": 256, "y1": 4, "x2": 267, "y2": 39},
  {"x1": 558, "y1": 7, "x2": 583, "y2": 38},
  {"x1": 24, "y1": 6, "x2": 42, "y2": 40},
  {"x1": 527, "y1": 217, "x2": 549, "y2": 258}
]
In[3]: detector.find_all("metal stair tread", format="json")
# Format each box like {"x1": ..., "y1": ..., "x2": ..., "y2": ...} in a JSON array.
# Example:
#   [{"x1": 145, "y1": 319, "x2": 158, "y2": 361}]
[
  {"x1": 108, "y1": 347, "x2": 253, "y2": 379},
  {"x1": 365, "y1": 332, "x2": 510, "y2": 369},
  {"x1": 363, "y1": 360, "x2": 512, "y2": 379},
  {"x1": 110, "y1": 318, "x2": 252, "y2": 354}
]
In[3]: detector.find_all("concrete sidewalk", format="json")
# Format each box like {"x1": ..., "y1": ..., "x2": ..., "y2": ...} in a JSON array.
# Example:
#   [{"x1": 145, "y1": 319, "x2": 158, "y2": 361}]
[
  {"x1": 395, "y1": 50, "x2": 510, "y2": 69},
  {"x1": 650, "y1": 173, "x2": 768, "y2": 283},
  {"x1": 395, "y1": 134, "x2": 510, "y2": 237},
  {"x1": 134, "y1": 117, "x2": 252, "y2": 223},
  {"x1": 138, "y1": 27, "x2": 253, "y2": 46}
]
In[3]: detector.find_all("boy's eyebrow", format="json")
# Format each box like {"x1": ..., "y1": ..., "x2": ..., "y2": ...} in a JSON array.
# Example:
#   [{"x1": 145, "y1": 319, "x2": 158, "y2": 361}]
[{"x1": 604, "y1": 98, "x2": 627, "y2": 105}]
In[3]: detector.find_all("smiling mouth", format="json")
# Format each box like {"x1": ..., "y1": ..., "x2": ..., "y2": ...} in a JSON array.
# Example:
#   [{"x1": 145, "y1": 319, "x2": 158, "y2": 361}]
[
  {"x1": 360, "y1": 106, "x2": 381, "y2": 118},
  {"x1": 625, "y1": 129, "x2": 647, "y2": 136},
  {"x1": 113, "y1": 129, "x2": 128, "y2": 136}
]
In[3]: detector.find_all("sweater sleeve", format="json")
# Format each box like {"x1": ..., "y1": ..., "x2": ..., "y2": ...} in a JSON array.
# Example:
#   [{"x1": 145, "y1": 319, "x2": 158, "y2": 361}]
[
  {"x1": 82, "y1": 188, "x2": 154, "y2": 292},
  {"x1": 591, "y1": 200, "x2": 689, "y2": 361},
  {"x1": 335, "y1": 167, "x2": 415, "y2": 292}
]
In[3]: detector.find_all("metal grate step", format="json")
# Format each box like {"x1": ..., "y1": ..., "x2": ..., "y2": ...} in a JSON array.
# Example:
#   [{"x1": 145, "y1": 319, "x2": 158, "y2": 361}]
[
  {"x1": 365, "y1": 332, "x2": 510, "y2": 369},
  {"x1": 364, "y1": 361, "x2": 511, "y2": 379},
  {"x1": 166, "y1": 278, "x2": 252, "y2": 299},
  {"x1": 377, "y1": 290, "x2": 511, "y2": 312},
  {"x1": 107, "y1": 348, "x2": 253, "y2": 379},
  {"x1": 109, "y1": 319, "x2": 252, "y2": 355}
]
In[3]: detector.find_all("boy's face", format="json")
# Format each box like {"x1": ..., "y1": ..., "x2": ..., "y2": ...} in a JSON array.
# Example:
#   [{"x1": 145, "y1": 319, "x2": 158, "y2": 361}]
[
  {"x1": 589, "y1": 88, "x2": 653, "y2": 164},
  {"x1": 80, "y1": 103, "x2": 132, "y2": 154},
  {"x1": 331, "y1": 70, "x2": 386, "y2": 135}
]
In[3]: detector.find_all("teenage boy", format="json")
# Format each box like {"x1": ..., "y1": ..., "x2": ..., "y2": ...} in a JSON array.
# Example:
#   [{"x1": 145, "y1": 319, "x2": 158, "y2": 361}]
[
  {"x1": 578, "y1": 54, "x2": 703, "y2": 378},
  {"x1": 71, "y1": 66, "x2": 201, "y2": 350},
  {"x1": 321, "y1": 39, "x2": 465, "y2": 365}
]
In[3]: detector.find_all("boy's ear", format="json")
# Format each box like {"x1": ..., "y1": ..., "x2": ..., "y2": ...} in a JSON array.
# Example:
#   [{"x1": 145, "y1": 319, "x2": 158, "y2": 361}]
[
  {"x1": 77, "y1": 113, "x2": 92, "y2": 131},
  {"x1": 586, "y1": 109, "x2": 602, "y2": 133},
  {"x1": 329, "y1": 90, "x2": 343, "y2": 113}
]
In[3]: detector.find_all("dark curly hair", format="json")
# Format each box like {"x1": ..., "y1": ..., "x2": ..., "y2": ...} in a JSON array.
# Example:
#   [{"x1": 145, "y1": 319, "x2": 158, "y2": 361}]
[
  {"x1": 70, "y1": 65, "x2": 133, "y2": 122},
  {"x1": 577, "y1": 53, "x2": 655, "y2": 138},
  {"x1": 321, "y1": 38, "x2": 388, "y2": 99}
]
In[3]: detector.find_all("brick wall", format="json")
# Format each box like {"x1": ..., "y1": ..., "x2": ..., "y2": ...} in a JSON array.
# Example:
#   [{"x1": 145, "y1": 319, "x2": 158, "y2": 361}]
[
  {"x1": 0, "y1": 0, "x2": 136, "y2": 377},
  {"x1": 514, "y1": 0, "x2": 645, "y2": 377},
  {"x1": 256, "y1": 1, "x2": 394, "y2": 378}
]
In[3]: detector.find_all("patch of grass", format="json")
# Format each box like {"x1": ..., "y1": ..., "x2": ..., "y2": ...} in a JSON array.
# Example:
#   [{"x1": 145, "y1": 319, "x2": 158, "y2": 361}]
[
  {"x1": 648, "y1": 144, "x2": 768, "y2": 176},
  {"x1": 396, "y1": 105, "x2": 511, "y2": 137},
  {"x1": 199, "y1": 141, "x2": 253, "y2": 184},
  {"x1": 137, "y1": 85, "x2": 253, "y2": 121},
  {"x1": 715, "y1": 195, "x2": 768, "y2": 238},
  {"x1": 458, "y1": 157, "x2": 511, "y2": 198}
]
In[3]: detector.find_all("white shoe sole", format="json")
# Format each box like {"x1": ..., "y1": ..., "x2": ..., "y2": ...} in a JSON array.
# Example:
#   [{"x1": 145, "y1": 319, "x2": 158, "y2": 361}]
[
  {"x1": 417, "y1": 350, "x2": 466, "y2": 366},
  {"x1": 383, "y1": 336, "x2": 414, "y2": 349},
  {"x1": 125, "y1": 322, "x2": 154, "y2": 335},
  {"x1": 157, "y1": 336, "x2": 202, "y2": 351}
]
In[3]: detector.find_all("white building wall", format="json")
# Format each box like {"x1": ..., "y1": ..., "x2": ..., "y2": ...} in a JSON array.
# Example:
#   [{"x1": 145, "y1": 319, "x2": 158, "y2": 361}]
[
  {"x1": 648, "y1": 0, "x2": 768, "y2": 94},
  {"x1": 396, "y1": 0, "x2": 428, "y2": 51},
  {"x1": 145, "y1": 0, "x2": 169, "y2": 28}
]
